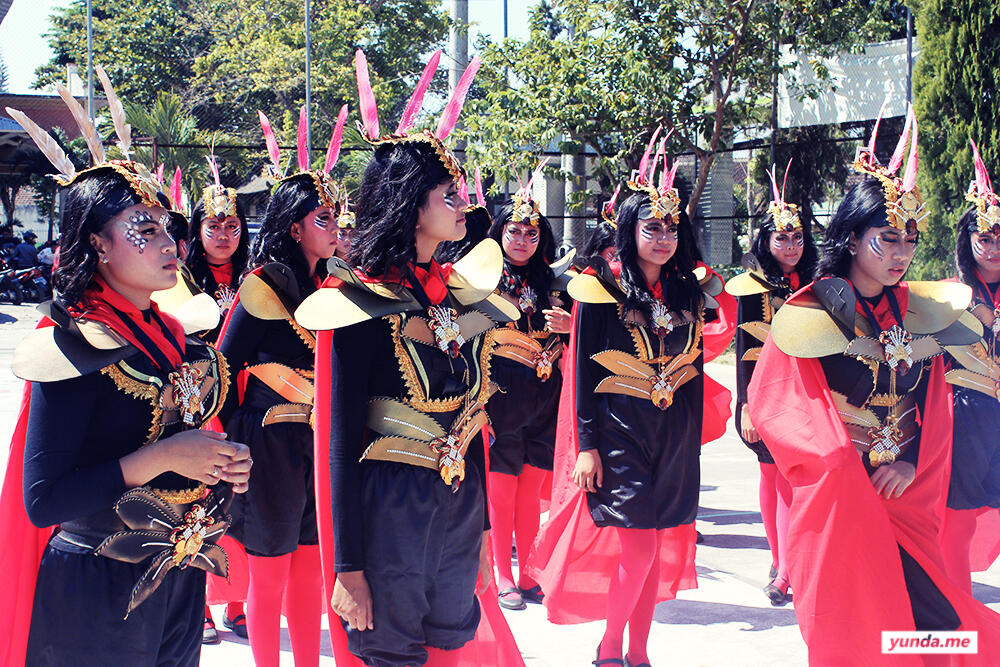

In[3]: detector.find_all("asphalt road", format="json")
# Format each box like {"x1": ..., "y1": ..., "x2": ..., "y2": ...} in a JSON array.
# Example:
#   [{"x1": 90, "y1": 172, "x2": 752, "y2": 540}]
[{"x1": 1, "y1": 302, "x2": 996, "y2": 666}]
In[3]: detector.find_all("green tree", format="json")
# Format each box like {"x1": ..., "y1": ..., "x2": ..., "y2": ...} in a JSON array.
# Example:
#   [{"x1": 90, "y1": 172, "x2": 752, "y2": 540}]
[
  {"x1": 911, "y1": 0, "x2": 1000, "y2": 279},
  {"x1": 30, "y1": 128, "x2": 92, "y2": 241},
  {"x1": 463, "y1": 0, "x2": 901, "y2": 219}
]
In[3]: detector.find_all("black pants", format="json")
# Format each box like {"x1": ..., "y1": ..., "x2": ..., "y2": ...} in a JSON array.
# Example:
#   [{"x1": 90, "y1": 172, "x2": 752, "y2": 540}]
[
  {"x1": 486, "y1": 360, "x2": 560, "y2": 475},
  {"x1": 346, "y1": 461, "x2": 484, "y2": 667},
  {"x1": 26, "y1": 540, "x2": 205, "y2": 666}
]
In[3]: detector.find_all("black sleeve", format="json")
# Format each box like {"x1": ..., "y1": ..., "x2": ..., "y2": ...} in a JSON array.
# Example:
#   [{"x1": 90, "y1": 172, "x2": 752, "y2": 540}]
[
  {"x1": 216, "y1": 300, "x2": 268, "y2": 426},
  {"x1": 328, "y1": 319, "x2": 376, "y2": 572},
  {"x1": 465, "y1": 418, "x2": 490, "y2": 531},
  {"x1": 575, "y1": 301, "x2": 605, "y2": 452},
  {"x1": 902, "y1": 366, "x2": 933, "y2": 467},
  {"x1": 22, "y1": 375, "x2": 127, "y2": 528}
]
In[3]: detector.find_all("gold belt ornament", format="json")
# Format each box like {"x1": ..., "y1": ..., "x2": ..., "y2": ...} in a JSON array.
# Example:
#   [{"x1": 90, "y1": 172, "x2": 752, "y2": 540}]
[
  {"x1": 491, "y1": 327, "x2": 563, "y2": 381},
  {"x1": 739, "y1": 320, "x2": 770, "y2": 362},
  {"x1": 160, "y1": 359, "x2": 217, "y2": 428},
  {"x1": 591, "y1": 349, "x2": 700, "y2": 410},
  {"x1": 831, "y1": 391, "x2": 918, "y2": 466},
  {"x1": 945, "y1": 342, "x2": 1000, "y2": 402},
  {"x1": 246, "y1": 363, "x2": 315, "y2": 426},
  {"x1": 361, "y1": 392, "x2": 494, "y2": 491}
]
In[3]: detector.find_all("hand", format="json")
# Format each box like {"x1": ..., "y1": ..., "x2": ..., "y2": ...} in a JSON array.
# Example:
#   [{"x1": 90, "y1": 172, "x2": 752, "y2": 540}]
[
  {"x1": 871, "y1": 460, "x2": 916, "y2": 499},
  {"x1": 476, "y1": 531, "x2": 493, "y2": 595},
  {"x1": 160, "y1": 430, "x2": 252, "y2": 488},
  {"x1": 572, "y1": 450, "x2": 603, "y2": 493},
  {"x1": 332, "y1": 570, "x2": 373, "y2": 631},
  {"x1": 740, "y1": 404, "x2": 760, "y2": 443},
  {"x1": 543, "y1": 307, "x2": 572, "y2": 334}
]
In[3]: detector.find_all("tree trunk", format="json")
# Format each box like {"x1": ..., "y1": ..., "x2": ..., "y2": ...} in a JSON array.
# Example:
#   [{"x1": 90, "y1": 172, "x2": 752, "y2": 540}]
[{"x1": 687, "y1": 152, "x2": 715, "y2": 223}]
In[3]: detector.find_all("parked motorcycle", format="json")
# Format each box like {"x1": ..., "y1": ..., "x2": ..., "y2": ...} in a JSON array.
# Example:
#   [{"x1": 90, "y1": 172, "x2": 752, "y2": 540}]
[
  {"x1": 15, "y1": 266, "x2": 50, "y2": 302},
  {"x1": 0, "y1": 266, "x2": 23, "y2": 305}
]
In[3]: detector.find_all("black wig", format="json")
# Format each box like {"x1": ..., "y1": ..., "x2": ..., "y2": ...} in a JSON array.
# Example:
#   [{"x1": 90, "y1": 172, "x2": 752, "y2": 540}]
[
  {"x1": 580, "y1": 221, "x2": 617, "y2": 263},
  {"x1": 166, "y1": 211, "x2": 189, "y2": 249},
  {"x1": 488, "y1": 200, "x2": 556, "y2": 304},
  {"x1": 615, "y1": 190, "x2": 701, "y2": 317},
  {"x1": 248, "y1": 174, "x2": 326, "y2": 296},
  {"x1": 436, "y1": 205, "x2": 492, "y2": 264},
  {"x1": 185, "y1": 195, "x2": 250, "y2": 292},
  {"x1": 817, "y1": 178, "x2": 890, "y2": 279},
  {"x1": 955, "y1": 206, "x2": 984, "y2": 287},
  {"x1": 54, "y1": 170, "x2": 171, "y2": 306},
  {"x1": 748, "y1": 213, "x2": 818, "y2": 287},
  {"x1": 349, "y1": 141, "x2": 455, "y2": 276}
]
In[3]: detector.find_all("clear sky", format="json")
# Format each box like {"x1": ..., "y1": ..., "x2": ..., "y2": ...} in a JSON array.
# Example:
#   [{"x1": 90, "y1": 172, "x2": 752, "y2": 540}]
[{"x1": 0, "y1": 0, "x2": 534, "y2": 94}]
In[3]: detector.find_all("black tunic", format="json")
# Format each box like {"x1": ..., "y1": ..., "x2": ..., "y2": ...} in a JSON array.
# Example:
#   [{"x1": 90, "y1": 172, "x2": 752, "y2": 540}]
[
  {"x1": 734, "y1": 290, "x2": 777, "y2": 463},
  {"x1": 576, "y1": 300, "x2": 708, "y2": 530}
]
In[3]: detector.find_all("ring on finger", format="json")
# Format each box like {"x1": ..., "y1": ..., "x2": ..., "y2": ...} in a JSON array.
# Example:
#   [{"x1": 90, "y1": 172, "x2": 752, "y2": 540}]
[{"x1": 210, "y1": 465, "x2": 220, "y2": 478}]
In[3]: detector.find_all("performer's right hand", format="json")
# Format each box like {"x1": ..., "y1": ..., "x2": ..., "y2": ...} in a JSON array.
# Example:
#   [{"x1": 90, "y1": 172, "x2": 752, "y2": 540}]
[
  {"x1": 573, "y1": 450, "x2": 603, "y2": 492},
  {"x1": 740, "y1": 404, "x2": 760, "y2": 443},
  {"x1": 122, "y1": 430, "x2": 251, "y2": 489},
  {"x1": 333, "y1": 570, "x2": 374, "y2": 631}
]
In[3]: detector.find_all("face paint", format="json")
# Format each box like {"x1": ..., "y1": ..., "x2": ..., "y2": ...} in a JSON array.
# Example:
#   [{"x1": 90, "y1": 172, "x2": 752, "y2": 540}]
[
  {"x1": 159, "y1": 214, "x2": 175, "y2": 245},
  {"x1": 124, "y1": 211, "x2": 154, "y2": 253},
  {"x1": 639, "y1": 221, "x2": 677, "y2": 242},
  {"x1": 869, "y1": 233, "x2": 887, "y2": 260},
  {"x1": 504, "y1": 226, "x2": 539, "y2": 244},
  {"x1": 204, "y1": 219, "x2": 241, "y2": 240},
  {"x1": 313, "y1": 211, "x2": 334, "y2": 231},
  {"x1": 443, "y1": 191, "x2": 459, "y2": 212}
]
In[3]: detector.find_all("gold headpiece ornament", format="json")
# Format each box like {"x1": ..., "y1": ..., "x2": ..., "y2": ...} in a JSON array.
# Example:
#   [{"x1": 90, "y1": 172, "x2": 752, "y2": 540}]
[
  {"x1": 966, "y1": 139, "x2": 1000, "y2": 234},
  {"x1": 602, "y1": 184, "x2": 621, "y2": 229},
  {"x1": 337, "y1": 194, "x2": 356, "y2": 229},
  {"x1": 510, "y1": 159, "x2": 548, "y2": 226},
  {"x1": 354, "y1": 49, "x2": 480, "y2": 183},
  {"x1": 852, "y1": 101, "x2": 926, "y2": 235},
  {"x1": 258, "y1": 103, "x2": 350, "y2": 212},
  {"x1": 625, "y1": 125, "x2": 682, "y2": 224},
  {"x1": 202, "y1": 147, "x2": 237, "y2": 218},
  {"x1": 5, "y1": 64, "x2": 167, "y2": 207},
  {"x1": 766, "y1": 159, "x2": 801, "y2": 232}
]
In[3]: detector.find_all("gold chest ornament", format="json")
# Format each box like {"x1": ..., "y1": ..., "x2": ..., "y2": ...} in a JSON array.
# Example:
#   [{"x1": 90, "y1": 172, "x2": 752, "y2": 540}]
[
  {"x1": 427, "y1": 304, "x2": 465, "y2": 358},
  {"x1": 650, "y1": 300, "x2": 674, "y2": 337},
  {"x1": 879, "y1": 325, "x2": 914, "y2": 373},
  {"x1": 518, "y1": 284, "x2": 537, "y2": 315},
  {"x1": 170, "y1": 503, "x2": 215, "y2": 567},
  {"x1": 867, "y1": 418, "x2": 905, "y2": 467},
  {"x1": 169, "y1": 362, "x2": 206, "y2": 426},
  {"x1": 214, "y1": 284, "x2": 236, "y2": 312}
]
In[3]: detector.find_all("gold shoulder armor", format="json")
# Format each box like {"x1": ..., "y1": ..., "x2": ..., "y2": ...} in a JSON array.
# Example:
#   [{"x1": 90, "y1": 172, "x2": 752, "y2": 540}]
[
  {"x1": 13, "y1": 323, "x2": 132, "y2": 382},
  {"x1": 725, "y1": 271, "x2": 772, "y2": 297},
  {"x1": 770, "y1": 288, "x2": 850, "y2": 358},
  {"x1": 568, "y1": 273, "x2": 619, "y2": 304},
  {"x1": 904, "y1": 281, "x2": 973, "y2": 335},
  {"x1": 151, "y1": 266, "x2": 221, "y2": 335}
]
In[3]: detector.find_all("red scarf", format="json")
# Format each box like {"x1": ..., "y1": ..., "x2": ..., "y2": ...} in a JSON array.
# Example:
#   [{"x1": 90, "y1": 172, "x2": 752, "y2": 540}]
[
  {"x1": 786, "y1": 271, "x2": 800, "y2": 292},
  {"x1": 648, "y1": 279, "x2": 664, "y2": 302},
  {"x1": 69, "y1": 275, "x2": 186, "y2": 371},
  {"x1": 852, "y1": 282, "x2": 909, "y2": 331},
  {"x1": 973, "y1": 268, "x2": 1000, "y2": 308},
  {"x1": 324, "y1": 260, "x2": 454, "y2": 306},
  {"x1": 208, "y1": 262, "x2": 234, "y2": 290}
]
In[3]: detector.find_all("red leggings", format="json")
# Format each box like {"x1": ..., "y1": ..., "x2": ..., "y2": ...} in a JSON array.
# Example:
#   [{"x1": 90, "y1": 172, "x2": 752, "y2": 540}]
[
  {"x1": 488, "y1": 466, "x2": 547, "y2": 591},
  {"x1": 597, "y1": 528, "x2": 660, "y2": 665},
  {"x1": 246, "y1": 545, "x2": 322, "y2": 667},
  {"x1": 940, "y1": 508, "x2": 978, "y2": 595},
  {"x1": 759, "y1": 462, "x2": 792, "y2": 581}
]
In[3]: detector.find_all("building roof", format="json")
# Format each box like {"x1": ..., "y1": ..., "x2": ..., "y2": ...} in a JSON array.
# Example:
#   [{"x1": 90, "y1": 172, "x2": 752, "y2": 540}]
[{"x1": 1, "y1": 92, "x2": 108, "y2": 140}]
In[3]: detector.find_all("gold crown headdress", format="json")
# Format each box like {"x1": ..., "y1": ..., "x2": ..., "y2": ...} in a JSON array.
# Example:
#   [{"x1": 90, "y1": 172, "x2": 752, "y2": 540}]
[
  {"x1": 966, "y1": 139, "x2": 1000, "y2": 234},
  {"x1": 852, "y1": 101, "x2": 926, "y2": 234},
  {"x1": 601, "y1": 184, "x2": 622, "y2": 229},
  {"x1": 337, "y1": 194, "x2": 356, "y2": 229},
  {"x1": 354, "y1": 49, "x2": 480, "y2": 183},
  {"x1": 625, "y1": 125, "x2": 682, "y2": 224},
  {"x1": 766, "y1": 159, "x2": 801, "y2": 232},
  {"x1": 258, "y1": 102, "x2": 350, "y2": 212},
  {"x1": 510, "y1": 159, "x2": 549, "y2": 226},
  {"x1": 5, "y1": 64, "x2": 167, "y2": 207},
  {"x1": 202, "y1": 146, "x2": 237, "y2": 218}
]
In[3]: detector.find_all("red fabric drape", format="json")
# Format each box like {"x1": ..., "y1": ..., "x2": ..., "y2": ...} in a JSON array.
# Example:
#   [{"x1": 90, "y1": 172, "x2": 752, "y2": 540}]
[{"x1": 748, "y1": 308, "x2": 1000, "y2": 665}]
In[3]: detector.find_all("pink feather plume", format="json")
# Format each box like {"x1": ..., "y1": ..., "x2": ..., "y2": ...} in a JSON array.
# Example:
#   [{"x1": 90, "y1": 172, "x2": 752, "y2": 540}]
[
  {"x1": 524, "y1": 158, "x2": 549, "y2": 196},
  {"x1": 887, "y1": 105, "x2": 913, "y2": 175},
  {"x1": 258, "y1": 111, "x2": 281, "y2": 168},
  {"x1": 901, "y1": 108, "x2": 918, "y2": 192},
  {"x1": 397, "y1": 50, "x2": 442, "y2": 135},
  {"x1": 869, "y1": 96, "x2": 891, "y2": 155},
  {"x1": 354, "y1": 50, "x2": 381, "y2": 140},
  {"x1": 297, "y1": 107, "x2": 310, "y2": 172},
  {"x1": 604, "y1": 184, "x2": 622, "y2": 216},
  {"x1": 156, "y1": 163, "x2": 165, "y2": 183},
  {"x1": 664, "y1": 161, "x2": 679, "y2": 192},
  {"x1": 970, "y1": 139, "x2": 994, "y2": 198},
  {"x1": 324, "y1": 104, "x2": 349, "y2": 173},
  {"x1": 457, "y1": 174, "x2": 469, "y2": 203},
  {"x1": 205, "y1": 153, "x2": 222, "y2": 188},
  {"x1": 768, "y1": 165, "x2": 781, "y2": 203},
  {"x1": 171, "y1": 166, "x2": 183, "y2": 210},
  {"x1": 435, "y1": 56, "x2": 481, "y2": 141},
  {"x1": 781, "y1": 158, "x2": 793, "y2": 201},
  {"x1": 637, "y1": 126, "x2": 662, "y2": 185},
  {"x1": 650, "y1": 138, "x2": 666, "y2": 187},
  {"x1": 474, "y1": 167, "x2": 485, "y2": 206}
]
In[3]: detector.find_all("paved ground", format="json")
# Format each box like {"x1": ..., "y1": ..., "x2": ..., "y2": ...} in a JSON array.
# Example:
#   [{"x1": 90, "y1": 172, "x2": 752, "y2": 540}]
[{"x1": 1, "y1": 302, "x2": 997, "y2": 666}]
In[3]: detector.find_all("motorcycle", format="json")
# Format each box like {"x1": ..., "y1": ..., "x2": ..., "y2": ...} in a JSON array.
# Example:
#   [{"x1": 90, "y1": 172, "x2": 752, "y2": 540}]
[
  {"x1": 15, "y1": 266, "x2": 50, "y2": 302},
  {"x1": 0, "y1": 266, "x2": 23, "y2": 305}
]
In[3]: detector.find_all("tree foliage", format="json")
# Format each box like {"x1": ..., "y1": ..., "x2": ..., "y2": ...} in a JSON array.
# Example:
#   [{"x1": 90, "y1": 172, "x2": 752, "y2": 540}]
[
  {"x1": 462, "y1": 0, "x2": 903, "y2": 218},
  {"x1": 911, "y1": 0, "x2": 1000, "y2": 279}
]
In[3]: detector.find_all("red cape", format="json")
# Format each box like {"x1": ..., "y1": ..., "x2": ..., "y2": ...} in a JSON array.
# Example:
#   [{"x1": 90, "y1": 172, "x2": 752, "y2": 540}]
[
  {"x1": 313, "y1": 329, "x2": 525, "y2": 666},
  {"x1": 524, "y1": 272, "x2": 734, "y2": 624},
  {"x1": 748, "y1": 319, "x2": 1000, "y2": 664}
]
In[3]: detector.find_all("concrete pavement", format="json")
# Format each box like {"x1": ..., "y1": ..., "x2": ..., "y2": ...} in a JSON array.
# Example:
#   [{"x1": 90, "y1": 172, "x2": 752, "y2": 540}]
[{"x1": 1, "y1": 302, "x2": 996, "y2": 666}]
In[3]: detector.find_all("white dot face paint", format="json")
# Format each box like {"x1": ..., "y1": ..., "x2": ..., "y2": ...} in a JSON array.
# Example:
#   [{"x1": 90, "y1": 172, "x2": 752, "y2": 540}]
[
  {"x1": 159, "y1": 214, "x2": 175, "y2": 245},
  {"x1": 124, "y1": 211, "x2": 154, "y2": 253}
]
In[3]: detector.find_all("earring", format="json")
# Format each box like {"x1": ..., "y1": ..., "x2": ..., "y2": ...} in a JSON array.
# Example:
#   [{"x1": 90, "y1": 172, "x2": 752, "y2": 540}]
[
  {"x1": 99, "y1": 252, "x2": 109, "y2": 264},
  {"x1": 848, "y1": 246, "x2": 857, "y2": 256}
]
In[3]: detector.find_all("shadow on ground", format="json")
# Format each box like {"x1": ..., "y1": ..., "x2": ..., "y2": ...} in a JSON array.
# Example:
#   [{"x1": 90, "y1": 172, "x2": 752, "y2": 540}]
[{"x1": 653, "y1": 598, "x2": 798, "y2": 632}]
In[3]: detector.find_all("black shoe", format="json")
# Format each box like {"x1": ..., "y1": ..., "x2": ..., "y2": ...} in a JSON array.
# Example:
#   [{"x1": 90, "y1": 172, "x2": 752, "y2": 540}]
[
  {"x1": 764, "y1": 577, "x2": 789, "y2": 606},
  {"x1": 624, "y1": 658, "x2": 652, "y2": 667},
  {"x1": 202, "y1": 615, "x2": 220, "y2": 645},
  {"x1": 223, "y1": 612, "x2": 249, "y2": 638},
  {"x1": 594, "y1": 643, "x2": 624, "y2": 666},
  {"x1": 768, "y1": 565, "x2": 777, "y2": 580},
  {"x1": 519, "y1": 584, "x2": 544, "y2": 604},
  {"x1": 696, "y1": 531, "x2": 705, "y2": 544},
  {"x1": 498, "y1": 587, "x2": 526, "y2": 611}
]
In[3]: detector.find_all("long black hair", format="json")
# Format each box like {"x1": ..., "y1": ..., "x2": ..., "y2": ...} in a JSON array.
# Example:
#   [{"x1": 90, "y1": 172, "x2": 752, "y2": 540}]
[
  {"x1": 248, "y1": 174, "x2": 327, "y2": 296},
  {"x1": 817, "y1": 178, "x2": 890, "y2": 279},
  {"x1": 580, "y1": 221, "x2": 617, "y2": 262},
  {"x1": 488, "y1": 200, "x2": 556, "y2": 303},
  {"x1": 349, "y1": 141, "x2": 454, "y2": 276},
  {"x1": 749, "y1": 213, "x2": 818, "y2": 286},
  {"x1": 185, "y1": 195, "x2": 250, "y2": 291},
  {"x1": 54, "y1": 169, "x2": 171, "y2": 306},
  {"x1": 956, "y1": 206, "x2": 983, "y2": 287},
  {"x1": 436, "y1": 205, "x2": 491, "y2": 263},
  {"x1": 615, "y1": 190, "x2": 701, "y2": 316}
]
